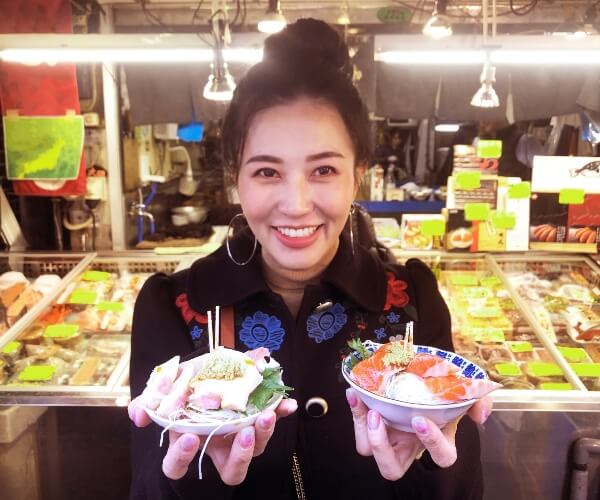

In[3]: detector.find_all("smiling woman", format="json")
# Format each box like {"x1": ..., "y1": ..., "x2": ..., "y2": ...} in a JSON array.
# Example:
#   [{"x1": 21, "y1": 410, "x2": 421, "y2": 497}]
[{"x1": 128, "y1": 18, "x2": 490, "y2": 500}]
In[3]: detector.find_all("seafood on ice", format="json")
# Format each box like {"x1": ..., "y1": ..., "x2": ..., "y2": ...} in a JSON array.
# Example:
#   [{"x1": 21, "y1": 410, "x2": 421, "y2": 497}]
[
  {"x1": 349, "y1": 340, "x2": 501, "y2": 404},
  {"x1": 140, "y1": 347, "x2": 292, "y2": 424}
]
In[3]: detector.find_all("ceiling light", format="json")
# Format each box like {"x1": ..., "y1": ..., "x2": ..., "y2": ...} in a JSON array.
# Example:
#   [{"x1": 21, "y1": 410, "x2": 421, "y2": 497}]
[
  {"x1": 435, "y1": 124, "x2": 461, "y2": 132},
  {"x1": 337, "y1": 1, "x2": 350, "y2": 25},
  {"x1": 258, "y1": 0, "x2": 287, "y2": 34},
  {"x1": 471, "y1": 61, "x2": 499, "y2": 108},
  {"x1": 204, "y1": 14, "x2": 236, "y2": 102},
  {"x1": 552, "y1": 21, "x2": 589, "y2": 40},
  {"x1": 423, "y1": 0, "x2": 453, "y2": 40}
]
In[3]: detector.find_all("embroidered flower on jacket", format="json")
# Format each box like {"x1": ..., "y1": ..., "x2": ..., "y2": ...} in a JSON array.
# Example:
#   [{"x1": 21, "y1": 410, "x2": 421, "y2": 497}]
[
  {"x1": 190, "y1": 325, "x2": 203, "y2": 341},
  {"x1": 374, "y1": 327, "x2": 387, "y2": 340},
  {"x1": 239, "y1": 311, "x2": 285, "y2": 352},
  {"x1": 386, "y1": 311, "x2": 401, "y2": 324},
  {"x1": 307, "y1": 303, "x2": 348, "y2": 343},
  {"x1": 175, "y1": 293, "x2": 208, "y2": 325},
  {"x1": 384, "y1": 273, "x2": 409, "y2": 311}
]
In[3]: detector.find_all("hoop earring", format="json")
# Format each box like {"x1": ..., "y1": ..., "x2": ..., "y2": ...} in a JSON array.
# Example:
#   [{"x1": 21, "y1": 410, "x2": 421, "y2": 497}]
[
  {"x1": 226, "y1": 213, "x2": 257, "y2": 266},
  {"x1": 348, "y1": 204, "x2": 356, "y2": 256}
]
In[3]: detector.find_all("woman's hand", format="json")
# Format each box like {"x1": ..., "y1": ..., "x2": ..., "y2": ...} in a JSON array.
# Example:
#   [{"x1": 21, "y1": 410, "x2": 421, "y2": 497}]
[
  {"x1": 128, "y1": 395, "x2": 297, "y2": 485},
  {"x1": 346, "y1": 388, "x2": 492, "y2": 480}
]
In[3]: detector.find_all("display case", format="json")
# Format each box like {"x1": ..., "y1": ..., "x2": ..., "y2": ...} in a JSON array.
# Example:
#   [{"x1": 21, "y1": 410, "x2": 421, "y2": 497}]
[{"x1": 0, "y1": 253, "x2": 183, "y2": 405}]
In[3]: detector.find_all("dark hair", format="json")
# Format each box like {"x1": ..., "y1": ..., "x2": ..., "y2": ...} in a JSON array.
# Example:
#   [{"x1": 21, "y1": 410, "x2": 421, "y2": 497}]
[{"x1": 222, "y1": 18, "x2": 370, "y2": 179}]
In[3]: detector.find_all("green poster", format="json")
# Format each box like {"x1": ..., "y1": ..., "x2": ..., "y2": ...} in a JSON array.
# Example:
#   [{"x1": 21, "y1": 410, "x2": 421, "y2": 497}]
[{"x1": 3, "y1": 115, "x2": 84, "y2": 180}]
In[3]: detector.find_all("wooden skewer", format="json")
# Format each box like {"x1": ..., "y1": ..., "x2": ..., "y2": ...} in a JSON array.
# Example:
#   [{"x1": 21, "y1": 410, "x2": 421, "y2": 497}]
[
  {"x1": 215, "y1": 306, "x2": 220, "y2": 349},
  {"x1": 207, "y1": 310, "x2": 214, "y2": 352}
]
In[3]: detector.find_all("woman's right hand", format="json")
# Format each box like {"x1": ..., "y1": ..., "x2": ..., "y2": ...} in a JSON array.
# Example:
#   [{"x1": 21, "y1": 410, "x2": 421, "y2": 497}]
[{"x1": 128, "y1": 396, "x2": 297, "y2": 485}]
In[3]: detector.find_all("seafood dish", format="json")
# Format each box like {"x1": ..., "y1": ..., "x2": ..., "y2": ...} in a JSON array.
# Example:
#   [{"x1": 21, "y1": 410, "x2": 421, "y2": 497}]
[
  {"x1": 142, "y1": 347, "x2": 292, "y2": 435},
  {"x1": 346, "y1": 338, "x2": 500, "y2": 405}
]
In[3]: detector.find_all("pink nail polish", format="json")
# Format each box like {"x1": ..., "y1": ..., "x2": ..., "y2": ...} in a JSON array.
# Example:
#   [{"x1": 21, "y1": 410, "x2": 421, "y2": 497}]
[
  {"x1": 412, "y1": 416, "x2": 428, "y2": 434},
  {"x1": 346, "y1": 389, "x2": 358, "y2": 408},
  {"x1": 260, "y1": 413, "x2": 274, "y2": 429},
  {"x1": 367, "y1": 411, "x2": 380, "y2": 430},
  {"x1": 181, "y1": 435, "x2": 196, "y2": 452},
  {"x1": 240, "y1": 427, "x2": 254, "y2": 448}
]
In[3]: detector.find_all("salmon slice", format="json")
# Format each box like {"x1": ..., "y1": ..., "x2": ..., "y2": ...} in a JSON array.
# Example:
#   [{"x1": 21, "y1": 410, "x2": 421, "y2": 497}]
[
  {"x1": 406, "y1": 353, "x2": 460, "y2": 378},
  {"x1": 423, "y1": 376, "x2": 502, "y2": 402},
  {"x1": 350, "y1": 344, "x2": 405, "y2": 393}
]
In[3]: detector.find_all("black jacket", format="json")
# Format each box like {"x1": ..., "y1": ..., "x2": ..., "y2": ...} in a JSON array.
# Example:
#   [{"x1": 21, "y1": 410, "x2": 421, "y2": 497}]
[{"x1": 129, "y1": 232, "x2": 483, "y2": 500}]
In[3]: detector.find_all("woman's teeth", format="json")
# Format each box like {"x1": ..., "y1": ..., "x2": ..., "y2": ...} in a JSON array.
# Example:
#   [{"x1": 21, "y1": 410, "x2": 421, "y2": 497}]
[{"x1": 276, "y1": 226, "x2": 318, "y2": 238}]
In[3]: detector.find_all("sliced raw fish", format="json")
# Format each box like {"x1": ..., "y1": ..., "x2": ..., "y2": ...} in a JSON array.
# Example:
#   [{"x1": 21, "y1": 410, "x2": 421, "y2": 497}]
[
  {"x1": 141, "y1": 355, "x2": 180, "y2": 410},
  {"x1": 157, "y1": 363, "x2": 195, "y2": 417},
  {"x1": 350, "y1": 343, "x2": 406, "y2": 393},
  {"x1": 423, "y1": 376, "x2": 502, "y2": 402},
  {"x1": 406, "y1": 353, "x2": 460, "y2": 378}
]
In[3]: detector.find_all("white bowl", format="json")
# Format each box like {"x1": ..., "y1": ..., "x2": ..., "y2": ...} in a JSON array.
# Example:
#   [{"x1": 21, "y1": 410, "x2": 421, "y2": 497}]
[
  {"x1": 145, "y1": 353, "x2": 283, "y2": 436},
  {"x1": 342, "y1": 341, "x2": 487, "y2": 432}
]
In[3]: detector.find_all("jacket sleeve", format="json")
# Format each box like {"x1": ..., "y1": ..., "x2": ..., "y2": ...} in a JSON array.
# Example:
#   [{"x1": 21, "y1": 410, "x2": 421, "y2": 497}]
[{"x1": 405, "y1": 259, "x2": 453, "y2": 357}]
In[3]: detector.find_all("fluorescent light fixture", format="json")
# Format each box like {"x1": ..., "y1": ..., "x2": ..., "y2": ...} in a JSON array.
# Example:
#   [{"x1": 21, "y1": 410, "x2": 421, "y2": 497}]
[
  {"x1": 471, "y1": 62, "x2": 499, "y2": 108},
  {"x1": 552, "y1": 21, "x2": 588, "y2": 40},
  {"x1": 376, "y1": 50, "x2": 484, "y2": 65},
  {"x1": 0, "y1": 47, "x2": 263, "y2": 64},
  {"x1": 435, "y1": 124, "x2": 460, "y2": 132},
  {"x1": 258, "y1": 0, "x2": 287, "y2": 34},
  {"x1": 423, "y1": 0, "x2": 452, "y2": 40}
]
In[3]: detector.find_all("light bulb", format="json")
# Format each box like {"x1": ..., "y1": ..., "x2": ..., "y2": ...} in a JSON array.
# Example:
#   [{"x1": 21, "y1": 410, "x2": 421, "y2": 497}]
[
  {"x1": 203, "y1": 63, "x2": 236, "y2": 101},
  {"x1": 422, "y1": 13, "x2": 453, "y2": 39},
  {"x1": 470, "y1": 62, "x2": 499, "y2": 108},
  {"x1": 258, "y1": 3, "x2": 287, "y2": 34}
]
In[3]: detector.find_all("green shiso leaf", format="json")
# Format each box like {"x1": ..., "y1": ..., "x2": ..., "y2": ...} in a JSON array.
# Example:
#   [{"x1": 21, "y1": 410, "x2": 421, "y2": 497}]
[{"x1": 248, "y1": 367, "x2": 293, "y2": 411}]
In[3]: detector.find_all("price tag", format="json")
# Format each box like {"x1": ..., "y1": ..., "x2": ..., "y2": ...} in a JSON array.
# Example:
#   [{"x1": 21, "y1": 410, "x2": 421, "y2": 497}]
[
  {"x1": 480, "y1": 276, "x2": 502, "y2": 287},
  {"x1": 526, "y1": 362, "x2": 563, "y2": 377},
  {"x1": 97, "y1": 301, "x2": 125, "y2": 313},
  {"x1": 82, "y1": 270, "x2": 111, "y2": 282},
  {"x1": 491, "y1": 211, "x2": 516, "y2": 230},
  {"x1": 570, "y1": 363, "x2": 600, "y2": 377},
  {"x1": 508, "y1": 341, "x2": 533, "y2": 353},
  {"x1": 508, "y1": 182, "x2": 531, "y2": 199},
  {"x1": 464, "y1": 203, "x2": 490, "y2": 222},
  {"x1": 455, "y1": 171, "x2": 481, "y2": 190},
  {"x1": 539, "y1": 382, "x2": 573, "y2": 391},
  {"x1": 44, "y1": 324, "x2": 79, "y2": 339},
  {"x1": 469, "y1": 328, "x2": 505, "y2": 343},
  {"x1": 18, "y1": 365, "x2": 56, "y2": 382},
  {"x1": 557, "y1": 347, "x2": 588, "y2": 363},
  {"x1": 2, "y1": 341, "x2": 21, "y2": 354},
  {"x1": 420, "y1": 219, "x2": 446, "y2": 237},
  {"x1": 449, "y1": 274, "x2": 479, "y2": 286},
  {"x1": 495, "y1": 363, "x2": 522, "y2": 377},
  {"x1": 69, "y1": 289, "x2": 98, "y2": 305},
  {"x1": 461, "y1": 287, "x2": 492, "y2": 299},
  {"x1": 558, "y1": 188, "x2": 585, "y2": 205},
  {"x1": 468, "y1": 306, "x2": 502, "y2": 318},
  {"x1": 477, "y1": 139, "x2": 502, "y2": 159}
]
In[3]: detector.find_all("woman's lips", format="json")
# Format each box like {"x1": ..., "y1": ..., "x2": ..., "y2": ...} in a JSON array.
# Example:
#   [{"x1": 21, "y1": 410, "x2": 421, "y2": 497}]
[{"x1": 273, "y1": 225, "x2": 322, "y2": 249}]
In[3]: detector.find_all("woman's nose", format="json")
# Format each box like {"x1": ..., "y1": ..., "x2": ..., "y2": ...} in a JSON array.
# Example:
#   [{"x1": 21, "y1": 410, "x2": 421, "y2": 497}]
[{"x1": 278, "y1": 176, "x2": 313, "y2": 215}]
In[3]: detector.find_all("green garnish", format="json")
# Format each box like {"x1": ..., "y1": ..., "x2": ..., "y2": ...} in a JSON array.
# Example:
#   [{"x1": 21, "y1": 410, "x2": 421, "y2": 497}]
[
  {"x1": 248, "y1": 367, "x2": 293, "y2": 410},
  {"x1": 193, "y1": 353, "x2": 243, "y2": 381},
  {"x1": 382, "y1": 342, "x2": 414, "y2": 367},
  {"x1": 347, "y1": 338, "x2": 372, "y2": 365}
]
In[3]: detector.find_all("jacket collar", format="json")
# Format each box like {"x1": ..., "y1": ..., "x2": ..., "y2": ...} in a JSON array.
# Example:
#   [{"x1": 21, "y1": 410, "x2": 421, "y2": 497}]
[{"x1": 186, "y1": 229, "x2": 388, "y2": 313}]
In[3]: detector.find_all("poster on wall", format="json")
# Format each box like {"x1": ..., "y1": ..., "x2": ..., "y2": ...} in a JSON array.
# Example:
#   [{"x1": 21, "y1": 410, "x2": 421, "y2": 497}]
[{"x1": 3, "y1": 115, "x2": 84, "y2": 181}]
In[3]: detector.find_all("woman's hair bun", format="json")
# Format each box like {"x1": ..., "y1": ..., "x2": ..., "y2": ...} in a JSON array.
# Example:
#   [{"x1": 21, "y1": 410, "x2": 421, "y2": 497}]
[{"x1": 263, "y1": 18, "x2": 352, "y2": 79}]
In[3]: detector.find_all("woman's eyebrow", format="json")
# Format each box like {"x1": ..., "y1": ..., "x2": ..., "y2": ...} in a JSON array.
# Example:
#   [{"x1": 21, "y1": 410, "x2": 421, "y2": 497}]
[
  {"x1": 306, "y1": 151, "x2": 345, "y2": 161},
  {"x1": 245, "y1": 154, "x2": 284, "y2": 165}
]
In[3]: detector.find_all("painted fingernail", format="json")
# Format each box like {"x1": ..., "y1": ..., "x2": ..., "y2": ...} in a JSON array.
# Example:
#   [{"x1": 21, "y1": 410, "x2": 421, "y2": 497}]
[
  {"x1": 367, "y1": 410, "x2": 380, "y2": 430},
  {"x1": 412, "y1": 416, "x2": 428, "y2": 434},
  {"x1": 180, "y1": 435, "x2": 196, "y2": 452},
  {"x1": 481, "y1": 407, "x2": 491, "y2": 422},
  {"x1": 259, "y1": 413, "x2": 274, "y2": 429},
  {"x1": 346, "y1": 389, "x2": 358, "y2": 408},
  {"x1": 240, "y1": 427, "x2": 254, "y2": 449}
]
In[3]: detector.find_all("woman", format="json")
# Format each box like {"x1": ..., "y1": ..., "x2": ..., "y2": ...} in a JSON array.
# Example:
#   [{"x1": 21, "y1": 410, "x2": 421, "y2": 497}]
[{"x1": 128, "y1": 19, "x2": 491, "y2": 500}]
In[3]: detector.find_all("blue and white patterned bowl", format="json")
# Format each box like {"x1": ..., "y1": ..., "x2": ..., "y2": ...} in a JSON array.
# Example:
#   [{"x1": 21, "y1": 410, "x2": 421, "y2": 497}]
[{"x1": 342, "y1": 341, "x2": 488, "y2": 432}]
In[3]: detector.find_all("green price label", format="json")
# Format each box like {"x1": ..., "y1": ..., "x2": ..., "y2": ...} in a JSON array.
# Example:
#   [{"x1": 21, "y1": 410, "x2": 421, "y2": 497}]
[
  {"x1": 455, "y1": 171, "x2": 481, "y2": 190},
  {"x1": 82, "y1": 270, "x2": 111, "y2": 282},
  {"x1": 420, "y1": 219, "x2": 446, "y2": 237},
  {"x1": 69, "y1": 289, "x2": 98, "y2": 305},
  {"x1": 539, "y1": 382, "x2": 573, "y2": 391},
  {"x1": 491, "y1": 211, "x2": 516, "y2": 230},
  {"x1": 97, "y1": 301, "x2": 125, "y2": 313},
  {"x1": 508, "y1": 182, "x2": 531, "y2": 199},
  {"x1": 527, "y1": 362, "x2": 563, "y2": 377},
  {"x1": 464, "y1": 203, "x2": 490, "y2": 221},
  {"x1": 468, "y1": 306, "x2": 502, "y2": 318},
  {"x1": 44, "y1": 324, "x2": 79, "y2": 339},
  {"x1": 508, "y1": 341, "x2": 533, "y2": 353},
  {"x1": 558, "y1": 188, "x2": 585, "y2": 205},
  {"x1": 376, "y1": 6, "x2": 412, "y2": 23},
  {"x1": 449, "y1": 274, "x2": 479, "y2": 286},
  {"x1": 461, "y1": 287, "x2": 492, "y2": 299},
  {"x1": 495, "y1": 363, "x2": 522, "y2": 377},
  {"x1": 18, "y1": 365, "x2": 56, "y2": 382},
  {"x1": 480, "y1": 276, "x2": 502, "y2": 287},
  {"x1": 477, "y1": 139, "x2": 502, "y2": 159},
  {"x1": 470, "y1": 328, "x2": 505, "y2": 343},
  {"x1": 570, "y1": 363, "x2": 600, "y2": 377},
  {"x1": 557, "y1": 347, "x2": 588, "y2": 363},
  {"x1": 2, "y1": 341, "x2": 21, "y2": 354}
]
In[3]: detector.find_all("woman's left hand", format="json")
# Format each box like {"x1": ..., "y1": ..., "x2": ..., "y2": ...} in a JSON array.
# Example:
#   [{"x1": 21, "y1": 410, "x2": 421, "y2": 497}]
[{"x1": 346, "y1": 388, "x2": 492, "y2": 481}]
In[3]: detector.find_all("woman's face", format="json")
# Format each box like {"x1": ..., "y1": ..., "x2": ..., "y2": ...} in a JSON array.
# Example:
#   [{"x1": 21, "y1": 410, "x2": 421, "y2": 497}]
[{"x1": 237, "y1": 97, "x2": 357, "y2": 273}]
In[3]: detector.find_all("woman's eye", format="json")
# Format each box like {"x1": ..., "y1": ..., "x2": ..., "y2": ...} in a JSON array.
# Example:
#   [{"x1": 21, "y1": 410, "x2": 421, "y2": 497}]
[
  {"x1": 314, "y1": 166, "x2": 337, "y2": 176},
  {"x1": 255, "y1": 168, "x2": 279, "y2": 178}
]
